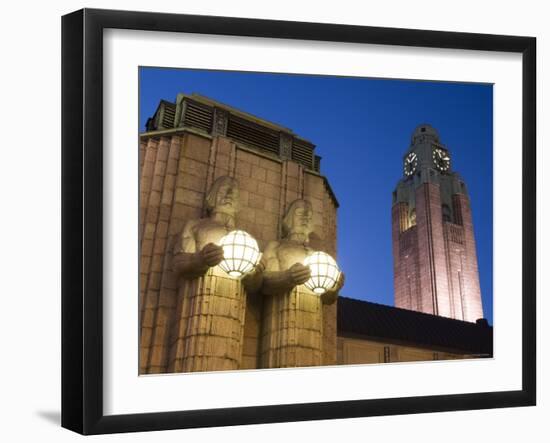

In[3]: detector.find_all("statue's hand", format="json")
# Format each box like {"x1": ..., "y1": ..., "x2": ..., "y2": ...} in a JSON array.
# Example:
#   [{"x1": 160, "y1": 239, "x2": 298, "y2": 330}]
[
  {"x1": 242, "y1": 255, "x2": 266, "y2": 293},
  {"x1": 320, "y1": 272, "x2": 344, "y2": 305},
  {"x1": 254, "y1": 255, "x2": 267, "y2": 274},
  {"x1": 200, "y1": 243, "x2": 224, "y2": 267},
  {"x1": 333, "y1": 272, "x2": 345, "y2": 292},
  {"x1": 287, "y1": 263, "x2": 311, "y2": 286}
]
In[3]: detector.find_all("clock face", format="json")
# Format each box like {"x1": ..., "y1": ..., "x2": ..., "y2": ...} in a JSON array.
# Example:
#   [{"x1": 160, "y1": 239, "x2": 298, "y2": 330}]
[
  {"x1": 404, "y1": 152, "x2": 418, "y2": 177},
  {"x1": 432, "y1": 148, "x2": 451, "y2": 172}
]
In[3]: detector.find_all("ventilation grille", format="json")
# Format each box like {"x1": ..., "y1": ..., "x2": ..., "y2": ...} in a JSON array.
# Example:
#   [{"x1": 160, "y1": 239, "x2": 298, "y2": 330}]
[
  {"x1": 292, "y1": 140, "x2": 314, "y2": 169},
  {"x1": 147, "y1": 98, "x2": 321, "y2": 172},
  {"x1": 183, "y1": 100, "x2": 213, "y2": 133},
  {"x1": 161, "y1": 102, "x2": 176, "y2": 128},
  {"x1": 452, "y1": 196, "x2": 464, "y2": 226},
  {"x1": 226, "y1": 115, "x2": 279, "y2": 155}
]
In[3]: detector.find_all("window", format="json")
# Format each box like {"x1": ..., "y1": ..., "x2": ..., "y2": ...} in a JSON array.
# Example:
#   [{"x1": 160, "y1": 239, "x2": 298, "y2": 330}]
[
  {"x1": 442, "y1": 204, "x2": 452, "y2": 223},
  {"x1": 409, "y1": 208, "x2": 417, "y2": 226}
]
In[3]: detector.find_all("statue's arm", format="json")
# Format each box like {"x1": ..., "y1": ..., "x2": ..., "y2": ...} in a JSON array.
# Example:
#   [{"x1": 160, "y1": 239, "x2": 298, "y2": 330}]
[
  {"x1": 261, "y1": 242, "x2": 311, "y2": 295},
  {"x1": 172, "y1": 220, "x2": 223, "y2": 278}
]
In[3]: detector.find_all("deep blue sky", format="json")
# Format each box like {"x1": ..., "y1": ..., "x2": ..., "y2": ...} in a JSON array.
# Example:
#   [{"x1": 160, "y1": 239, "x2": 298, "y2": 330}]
[{"x1": 139, "y1": 67, "x2": 493, "y2": 324}]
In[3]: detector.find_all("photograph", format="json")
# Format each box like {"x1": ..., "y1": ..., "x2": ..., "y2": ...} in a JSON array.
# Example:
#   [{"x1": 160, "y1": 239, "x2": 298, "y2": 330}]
[{"x1": 138, "y1": 67, "x2": 494, "y2": 375}]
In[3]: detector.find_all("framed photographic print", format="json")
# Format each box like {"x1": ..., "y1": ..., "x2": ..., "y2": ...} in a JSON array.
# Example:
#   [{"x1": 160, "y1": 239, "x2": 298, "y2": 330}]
[{"x1": 61, "y1": 8, "x2": 536, "y2": 435}]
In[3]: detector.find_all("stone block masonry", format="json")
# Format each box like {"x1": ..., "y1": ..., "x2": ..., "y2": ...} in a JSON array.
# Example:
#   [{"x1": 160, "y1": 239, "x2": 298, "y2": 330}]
[{"x1": 139, "y1": 129, "x2": 339, "y2": 373}]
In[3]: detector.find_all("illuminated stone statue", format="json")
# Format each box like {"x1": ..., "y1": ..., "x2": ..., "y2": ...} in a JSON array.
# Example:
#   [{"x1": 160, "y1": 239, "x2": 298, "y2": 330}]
[
  {"x1": 170, "y1": 176, "x2": 263, "y2": 372},
  {"x1": 260, "y1": 199, "x2": 344, "y2": 368}
]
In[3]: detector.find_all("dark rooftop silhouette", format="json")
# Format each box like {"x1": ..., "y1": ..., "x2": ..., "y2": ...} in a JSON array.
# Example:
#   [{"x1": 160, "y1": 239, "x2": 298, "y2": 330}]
[{"x1": 338, "y1": 296, "x2": 493, "y2": 356}]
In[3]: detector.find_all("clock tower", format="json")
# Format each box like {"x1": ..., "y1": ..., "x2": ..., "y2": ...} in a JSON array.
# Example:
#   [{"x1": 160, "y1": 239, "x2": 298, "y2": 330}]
[{"x1": 392, "y1": 124, "x2": 484, "y2": 322}]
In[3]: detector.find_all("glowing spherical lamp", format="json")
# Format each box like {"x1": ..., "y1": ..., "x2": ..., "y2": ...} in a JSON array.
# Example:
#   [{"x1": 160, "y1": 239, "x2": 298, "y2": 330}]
[
  {"x1": 303, "y1": 251, "x2": 341, "y2": 294},
  {"x1": 218, "y1": 230, "x2": 261, "y2": 278}
]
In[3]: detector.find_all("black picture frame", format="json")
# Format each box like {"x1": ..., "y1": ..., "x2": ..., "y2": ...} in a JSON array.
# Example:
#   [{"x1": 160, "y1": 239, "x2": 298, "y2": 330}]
[{"x1": 61, "y1": 8, "x2": 536, "y2": 435}]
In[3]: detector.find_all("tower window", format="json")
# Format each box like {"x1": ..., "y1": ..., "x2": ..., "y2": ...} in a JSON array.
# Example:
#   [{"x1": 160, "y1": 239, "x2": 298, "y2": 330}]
[
  {"x1": 409, "y1": 209, "x2": 417, "y2": 226},
  {"x1": 442, "y1": 204, "x2": 452, "y2": 223}
]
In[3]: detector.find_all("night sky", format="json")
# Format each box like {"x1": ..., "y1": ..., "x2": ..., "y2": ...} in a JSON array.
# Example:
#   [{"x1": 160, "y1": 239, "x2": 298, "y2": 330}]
[{"x1": 139, "y1": 67, "x2": 493, "y2": 324}]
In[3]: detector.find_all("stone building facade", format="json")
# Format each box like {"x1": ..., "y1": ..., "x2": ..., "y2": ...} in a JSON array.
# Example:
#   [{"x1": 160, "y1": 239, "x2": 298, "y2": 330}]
[
  {"x1": 392, "y1": 125, "x2": 484, "y2": 323},
  {"x1": 139, "y1": 93, "x2": 339, "y2": 374}
]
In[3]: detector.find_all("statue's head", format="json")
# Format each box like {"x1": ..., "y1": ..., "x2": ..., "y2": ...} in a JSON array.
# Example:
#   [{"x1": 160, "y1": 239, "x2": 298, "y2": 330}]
[
  {"x1": 205, "y1": 176, "x2": 240, "y2": 217},
  {"x1": 282, "y1": 199, "x2": 313, "y2": 238}
]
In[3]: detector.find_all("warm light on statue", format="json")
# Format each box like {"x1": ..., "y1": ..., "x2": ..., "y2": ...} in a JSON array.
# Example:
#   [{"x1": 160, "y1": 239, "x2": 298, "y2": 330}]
[
  {"x1": 303, "y1": 251, "x2": 341, "y2": 294},
  {"x1": 218, "y1": 230, "x2": 261, "y2": 278}
]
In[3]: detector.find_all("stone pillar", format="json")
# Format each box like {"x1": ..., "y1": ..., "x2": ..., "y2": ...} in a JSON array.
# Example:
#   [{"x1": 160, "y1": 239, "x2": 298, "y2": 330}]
[
  {"x1": 279, "y1": 133, "x2": 292, "y2": 160},
  {"x1": 212, "y1": 108, "x2": 228, "y2": 137},
  {"x1": 415, "y1": 182, "x2": 451, "y2": 317},
  {"x1": 168, "y1": 268, "x2": 247, "y2": 372},
  {"x1": 148, "y1": 137, "x2": 181, "y2": 372},
  {"x1": 261, "y1": 286, "x2": 323, "y2": 368},
  {"x1": 452, "y1": 194, "x2": 484, "y2": 322},
  {"x1": 140, "y1": 136, "x2": 174, "y2": 373},
  {"x1": 392, "y1": 202, "x2": 409, "y2": 310},
  {"x1": 443, "y1": 222, "x2": 466, "y2": 321}
]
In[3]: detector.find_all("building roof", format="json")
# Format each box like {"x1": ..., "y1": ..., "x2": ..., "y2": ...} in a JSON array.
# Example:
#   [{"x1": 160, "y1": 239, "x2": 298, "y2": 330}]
[
  {"x1": 143, "y1": 93, "x2": 326, "y2": 174},
  {"x1": 337, "y1": 296, "x2": 493, "y2": 355}
]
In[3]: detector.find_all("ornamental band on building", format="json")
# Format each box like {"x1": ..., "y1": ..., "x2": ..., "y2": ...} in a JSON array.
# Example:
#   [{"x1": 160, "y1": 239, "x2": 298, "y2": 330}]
[{"x1": 139, "y1": 93, "x2": 492, "y2": 375}]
